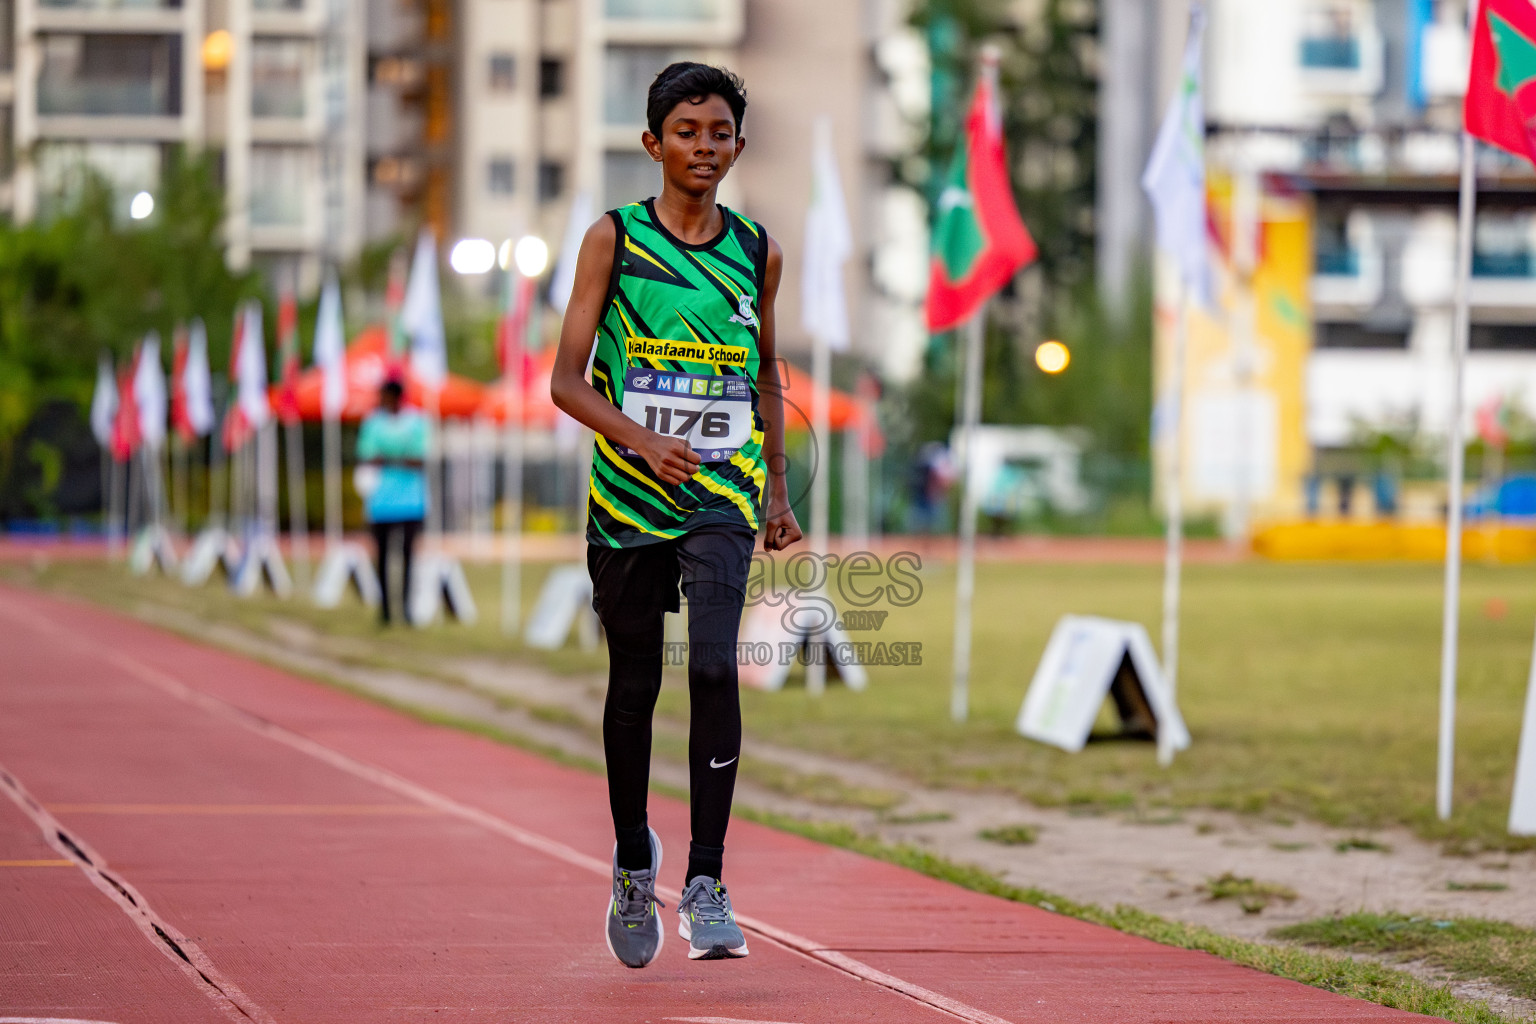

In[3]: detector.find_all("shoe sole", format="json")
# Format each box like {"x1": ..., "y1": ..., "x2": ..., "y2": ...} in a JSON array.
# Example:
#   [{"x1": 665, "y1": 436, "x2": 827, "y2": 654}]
[
  {"x1": 678, "y1": 916, "x2": 749, "y2": 959},
  {"x1": 604, "y1": 828, "x2": 663, "y2": 968}
]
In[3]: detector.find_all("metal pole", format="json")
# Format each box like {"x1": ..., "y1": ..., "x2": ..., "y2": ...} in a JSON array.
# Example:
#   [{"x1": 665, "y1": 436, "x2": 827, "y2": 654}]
[
  {"x1": 950, "y1": 310, "x2": 986, "y2": 723},
  {"x1": 807, "y1": 328, "x2": 832, "y2": 697},
  {"x1": 1162, "y1": 292, "x2": 1189, "y2": 698},
  {"x1": 1229, "y1": 158, "x2": 1260, "y2": 546},
  {"x1": 284, "y1": 418, "x2": 311, "y2": 586},
  {"x1": 323, "y1": 415, "x2": 342, "y2": 549},
  {"x1": 500, "y1": 338, "x2": 525, "y2": 636},
  {"x1": 1438, "y1": 125, "x2": 1477, "y2": 822}
]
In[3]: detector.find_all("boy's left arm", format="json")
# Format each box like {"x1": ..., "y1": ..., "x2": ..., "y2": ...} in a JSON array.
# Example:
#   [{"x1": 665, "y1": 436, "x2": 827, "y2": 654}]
[{"x1": 757, "y1": 236, "x2": 803, "y2": 553}]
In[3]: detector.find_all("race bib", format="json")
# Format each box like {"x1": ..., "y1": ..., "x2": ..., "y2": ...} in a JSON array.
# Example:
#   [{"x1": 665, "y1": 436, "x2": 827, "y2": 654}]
[{"x1": 617, "y1": 367, "x2": 752, "y2": 462}]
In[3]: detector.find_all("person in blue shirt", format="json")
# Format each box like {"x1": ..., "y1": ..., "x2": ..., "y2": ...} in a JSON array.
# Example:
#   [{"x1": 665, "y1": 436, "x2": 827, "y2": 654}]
[{"x1": 356, "y1": 377, "x2": 429, "y2": 625}]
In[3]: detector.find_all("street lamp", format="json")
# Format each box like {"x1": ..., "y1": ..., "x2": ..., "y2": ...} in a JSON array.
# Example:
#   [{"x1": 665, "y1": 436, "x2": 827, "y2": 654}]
[
  {"x1": 514, "y1": 235, "x2": 549, "y2": 278},
  {"x1": 449, "y1": 237, "x2": 496, "y2": 275},
  {"x1": 129, "y1": 192, "x2": 155, "y2": 220}
]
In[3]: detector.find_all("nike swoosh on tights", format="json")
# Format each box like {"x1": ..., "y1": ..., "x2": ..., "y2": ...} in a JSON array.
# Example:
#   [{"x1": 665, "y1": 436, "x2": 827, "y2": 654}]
[{"x1": 709, "y1": 756, "x2": 738, "y2": 769}]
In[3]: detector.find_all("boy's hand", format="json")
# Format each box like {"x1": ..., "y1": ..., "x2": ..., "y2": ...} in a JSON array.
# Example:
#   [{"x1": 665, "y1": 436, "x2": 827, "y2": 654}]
[
  {"x1": 635, "y1": 431, "x2": 701, "y2": 485},
  {"x1": 762, "y1": 508, "x2": 802, "y2": 552}
]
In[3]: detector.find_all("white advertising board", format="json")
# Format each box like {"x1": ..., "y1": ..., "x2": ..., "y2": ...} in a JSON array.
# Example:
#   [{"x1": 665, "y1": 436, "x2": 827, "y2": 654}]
[{"x1": 1016, "y1": 615, "x2": 1190, "y2": 756}]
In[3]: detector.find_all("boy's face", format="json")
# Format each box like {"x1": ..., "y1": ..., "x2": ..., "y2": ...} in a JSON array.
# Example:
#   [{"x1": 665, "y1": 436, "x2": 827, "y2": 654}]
[{"x1": 643, "y1": 93, "x2": 745, "y2": 196}]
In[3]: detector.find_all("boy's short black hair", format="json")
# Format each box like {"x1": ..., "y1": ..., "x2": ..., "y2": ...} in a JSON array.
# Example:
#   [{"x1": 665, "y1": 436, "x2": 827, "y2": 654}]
[
  {"x1": 646, "y1": 62, "x2": 747, "y2": 140},
  {"x1": 380, "y1": 378, "x2": 404, "y2": 401}
]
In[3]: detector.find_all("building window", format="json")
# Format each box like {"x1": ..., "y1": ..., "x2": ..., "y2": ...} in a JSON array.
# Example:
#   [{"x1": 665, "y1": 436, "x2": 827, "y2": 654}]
[
  {"x1": 1472, "y1": 213, "x2": 1534, "y2": 278},
  {"x1": 539, "y1": 57, "x2": 564, "y2": 99},
  {"x1": 1471, "y1": 323, "x2": 1536, "y2": 350},
  {"x1": 1314, "y1": 321, "x2": 1408, "y2": 349},
  {"x1": 1300, "y1": 5, "x2": 1362, "y2": 69},
  {"x1": 251, "y1": 146, "x2": 309, "y2": 226},
  {"x1": 252, "y1": 39, "x2": 308, "y2": 118},
  {"x1": 488, "y1": 157, "x2": 515, "y2": 195},
  {"x1": 34, "y1": 140, "x2": 161, "y2": 220},
  {"x1": 603, "y1": 150, "x2": 658, "y2": 211},
  {"x1": 604, "y1": 46, "x2": 682, "y2": 126},
  {"x1": 538, "y1": 160, "x2": 564, "y2": 202},
  {"x1": 0, "y1": 107, "x2": 12, "y2": 179},
  {"x1": 1314, "y1": 208, "x2": 1358, "y2": 276},
  {"x1": 489, "y1": 53, "x2": 516, "y2": 92},
  {"x1": 0, "y1": 0, "x2": 11, "y2": 71},
  {"x1": 605, "y1": 0, "x2": 718, "y2": 18},
  {"x1": 38, "y1": 34, "x2": 183, "y2": 117}
]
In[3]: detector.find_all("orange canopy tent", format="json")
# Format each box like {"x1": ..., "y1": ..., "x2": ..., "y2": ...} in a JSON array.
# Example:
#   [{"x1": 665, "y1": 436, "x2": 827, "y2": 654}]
[
  {"x1": 475, "y1": 347, "x2": 564, "y2": 429},
  {"x1": 773, "y1": 360, "x2": 869, "y2": 433},
  {"x1": 277, "y1": 326, "x2": 487, "y2": 422}
]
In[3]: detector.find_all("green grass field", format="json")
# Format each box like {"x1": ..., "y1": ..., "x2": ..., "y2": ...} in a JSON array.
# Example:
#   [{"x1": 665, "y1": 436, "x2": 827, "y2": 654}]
[
  {"x1": 9, "y1": 552, "x2": 1535, "y2": 850},
  {"x1": 710, "y1": 558, "x2": 1536, "y2": 851}
]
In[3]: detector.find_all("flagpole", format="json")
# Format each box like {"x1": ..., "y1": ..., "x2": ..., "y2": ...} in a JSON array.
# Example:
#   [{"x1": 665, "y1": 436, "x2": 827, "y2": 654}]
[
  {"x1": 807, "y1": 326, "x2": 832, "y2": 697},
  {"x1": 500, "y1": 336, "x2": 524, "y2": 637},
  {"x1": 284, "y1": 417, "x2": 310, "y2": 586},
  {"x1": 1161, "y1": 289, "x2": 1189, "y2": 712},
  {"x1": 950, "y1": 308, "x2": 986, "y2": 723},
  {"x1": 1438, "y1": 122, "x2": 1477, "y2": 821}
]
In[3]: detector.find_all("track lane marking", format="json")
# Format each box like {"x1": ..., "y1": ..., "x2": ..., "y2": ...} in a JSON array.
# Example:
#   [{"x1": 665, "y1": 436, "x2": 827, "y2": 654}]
[
  {"x1": 50, "y1": 804, "x2": 440, "y2": 816},
  {"x1": 0, "y1": 595, "x2": 1016, "y2": 1024},
  {"x1": 0, "y1": 765, "x2": 277, "y2": 1024}
]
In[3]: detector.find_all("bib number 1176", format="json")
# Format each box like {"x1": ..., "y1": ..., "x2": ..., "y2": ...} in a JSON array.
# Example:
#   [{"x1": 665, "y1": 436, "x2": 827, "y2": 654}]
[
  {"x1": 643, "y1": 405, "x2": 732, "y2": 438},
  {"x1": 617, "y1": 367, "x2": 752, "y2": 462}
]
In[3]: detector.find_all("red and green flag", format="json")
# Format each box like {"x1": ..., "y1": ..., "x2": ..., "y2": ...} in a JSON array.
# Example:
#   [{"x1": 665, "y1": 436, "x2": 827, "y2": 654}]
[
  {"x1": 1465, "y1": 0, "x2": 1536, "y2": 166},
  {"x1": 926, "y1": 55, "x2": 1037, "y2": 332},
  {"x1": 385, "y1": 248, "x2": 410, "y2": 365},
  {"x1": 275, "y1": 289, "x2": 301, "y2": 422}
]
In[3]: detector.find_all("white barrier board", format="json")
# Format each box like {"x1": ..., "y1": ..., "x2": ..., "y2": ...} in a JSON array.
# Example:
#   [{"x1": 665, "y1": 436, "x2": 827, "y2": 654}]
[
  {"x1": 523, "y1": 564, "x2": 597, "y2": 650},
  {"x1": 312, "y1": 542, "x2": 381, "y2": 609},
  {"x1": 1016, "y1": 615, "x2": 1189, "y2": 755},
  {"x1": 737, "y1": 599, "x2": 868, "y2": 692},
  {"x1": 1509, "y1": 623, "x2": 1536, "y2": 835}
]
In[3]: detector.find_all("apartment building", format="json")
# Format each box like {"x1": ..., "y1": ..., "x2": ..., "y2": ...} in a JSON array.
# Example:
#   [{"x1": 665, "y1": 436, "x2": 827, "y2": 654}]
[
  {"x1": 449, "y1": 0, "x2": 929, "y2": 374},
  {"x1": 2, "y1": 0, "x2": 367, "y2": 291},
  {"x1": 1127, "y1": 0, "x2": 1536, "y2": 524}
]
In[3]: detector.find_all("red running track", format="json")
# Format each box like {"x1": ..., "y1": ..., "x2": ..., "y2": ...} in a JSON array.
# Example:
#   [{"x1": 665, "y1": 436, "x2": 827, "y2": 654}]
[{"x1": 0, "y1": 585, "x2": 1433, "y2": 1024}]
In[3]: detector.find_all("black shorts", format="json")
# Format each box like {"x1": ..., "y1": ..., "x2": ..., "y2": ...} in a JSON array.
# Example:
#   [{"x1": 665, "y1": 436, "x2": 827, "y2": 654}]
[{"x1": 588, "y1": 523, "x2": 756, "y2": 623}]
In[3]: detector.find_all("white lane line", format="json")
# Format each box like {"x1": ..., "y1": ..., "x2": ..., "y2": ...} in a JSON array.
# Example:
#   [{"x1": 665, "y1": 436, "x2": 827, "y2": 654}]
[
  {"x1": 0, "y1": 765, "x2": 277, "y2": 1024},
  {"x1": 34, "y1": 607, "x2": 1019, "y2": 1024}
]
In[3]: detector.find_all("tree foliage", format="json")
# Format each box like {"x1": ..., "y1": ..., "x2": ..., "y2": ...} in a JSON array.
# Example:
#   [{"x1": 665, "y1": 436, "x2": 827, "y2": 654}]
[{"x1": 0, "y1": 149, "x2": 259, "y2": 489}]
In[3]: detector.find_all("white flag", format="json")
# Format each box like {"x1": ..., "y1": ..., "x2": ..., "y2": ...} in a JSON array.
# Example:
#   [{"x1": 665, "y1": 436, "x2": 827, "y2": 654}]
[
  {"x1": 90, "y1": 351, "x2": 118, "y2": 447},
  {"x1": 548, "y1": 189, "x2": 594, "y2": 316},
  {"x1": 134, "y1": 331, "x2": 168, "y2": 451},
  {"x1": 801, "y1": 116, "x2": 853, "y2": 351},
  {"x1": 400, "y1": 228, "x2": 446, "y2": 389},
  {"x1": 315, "y1": 272, "x2": 348, "y2": 421},
  {"x1": 183, "y1": 318, "x2": 215, "y2": 437},
  {"x1": 237, "y1": 301, "x2": 271, "y2": 430},
  {"x1": 1142, "y1": 3, "x2": 1210, "y2": 307}
]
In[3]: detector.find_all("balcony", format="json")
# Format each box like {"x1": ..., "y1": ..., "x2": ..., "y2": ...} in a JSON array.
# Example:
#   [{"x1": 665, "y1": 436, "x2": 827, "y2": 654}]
[
  {"x1": 1473, "y1": 251, "x2": 1533, "y2": 278},
  {"x1": 602, "y1": 0, "x2": 741, "y2": 46},
  {"x1": 1299, "y1": 36, "x2": 1359, "y2": 70},
  {"x1": 37, "y1": 34, "x2": 181, "y2": 117},
  {"x1": 33, "y1": 0, "x2": 183, "y2": 34}
]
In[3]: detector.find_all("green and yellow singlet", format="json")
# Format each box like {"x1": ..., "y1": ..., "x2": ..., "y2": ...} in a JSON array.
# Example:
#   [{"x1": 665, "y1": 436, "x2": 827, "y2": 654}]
[{"x1": 586, "y1": 198, "x2": 770, "y2": 548}]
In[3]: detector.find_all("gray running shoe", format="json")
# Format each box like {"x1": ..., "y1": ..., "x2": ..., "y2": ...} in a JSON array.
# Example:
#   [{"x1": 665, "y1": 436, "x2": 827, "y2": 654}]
[
  {"x1": 605, "y1": 828, "x2": 665, "y2": 968},
  {"x1": 677, "y1": 874, "x2": 749, "y2": 960}
]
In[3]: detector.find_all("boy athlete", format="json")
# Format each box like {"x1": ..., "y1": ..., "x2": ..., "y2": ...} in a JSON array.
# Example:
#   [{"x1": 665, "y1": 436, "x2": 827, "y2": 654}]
[{"x1": 550, "y1": 63, "x2": 801, "y2": 967}]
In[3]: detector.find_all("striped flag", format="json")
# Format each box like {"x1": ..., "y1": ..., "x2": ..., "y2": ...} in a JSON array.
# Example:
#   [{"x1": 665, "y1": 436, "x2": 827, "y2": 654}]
[
  {"x1": 1142, "y1": 3, "x2": 1210, "y2": 306},
  {"x1": 90, "y1": 351, "x2": 118, "y2": 449}
]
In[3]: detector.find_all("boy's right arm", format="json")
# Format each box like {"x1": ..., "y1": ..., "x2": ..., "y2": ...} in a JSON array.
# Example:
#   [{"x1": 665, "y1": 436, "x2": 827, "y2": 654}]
[{"x1": 550, "y1": 216, "x2": 701, "y2": 486}]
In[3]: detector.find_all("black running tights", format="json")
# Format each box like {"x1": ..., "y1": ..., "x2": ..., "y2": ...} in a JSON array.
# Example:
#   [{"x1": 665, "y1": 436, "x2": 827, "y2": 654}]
[{"x1": 604, "y1": 580, "x2": 744, "y2": 882}]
